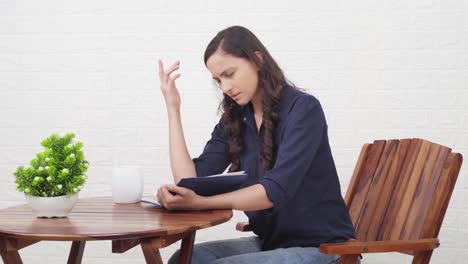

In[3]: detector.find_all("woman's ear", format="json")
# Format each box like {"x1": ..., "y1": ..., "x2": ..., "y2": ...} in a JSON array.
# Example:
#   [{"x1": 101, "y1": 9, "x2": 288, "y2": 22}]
[{"x1": 254, "y1": 51, "x2": 263, "y2": 68}]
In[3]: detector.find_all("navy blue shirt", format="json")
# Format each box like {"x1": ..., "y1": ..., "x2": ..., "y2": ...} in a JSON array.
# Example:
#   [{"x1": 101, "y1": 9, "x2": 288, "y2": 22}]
[{"x1": 193, "y1": 85, "x2": 356, "y2": 250}]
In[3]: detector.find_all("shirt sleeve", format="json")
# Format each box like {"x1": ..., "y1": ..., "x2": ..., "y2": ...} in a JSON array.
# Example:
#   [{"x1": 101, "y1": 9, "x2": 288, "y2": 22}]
[
  {"x1": 192, "y1": 118, "x2": 231, "y2": 177},
  {"x1": 259, "y1": 95, "x2": 327, "y2": 211}
]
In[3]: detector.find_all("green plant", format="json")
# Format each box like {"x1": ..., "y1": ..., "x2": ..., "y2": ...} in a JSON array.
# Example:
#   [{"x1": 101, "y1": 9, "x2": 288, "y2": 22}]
[{"x1": 14, "y1": 132, "x2": 89, "y2": 197}]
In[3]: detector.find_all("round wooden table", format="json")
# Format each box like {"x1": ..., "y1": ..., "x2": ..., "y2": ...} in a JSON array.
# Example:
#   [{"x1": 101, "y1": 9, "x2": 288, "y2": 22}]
[{"x1": 0, "y1": 196, "x2": 233, "y2": 264}]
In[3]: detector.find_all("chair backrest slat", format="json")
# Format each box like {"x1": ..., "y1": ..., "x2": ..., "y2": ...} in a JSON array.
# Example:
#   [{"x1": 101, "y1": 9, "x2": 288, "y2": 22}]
[
  {"x1": 356, "y1": 139, "x2": 399, "y2": 241},
  {"x1": 404, "y1": 144, "x2": 450, "y2": 240},
  {"x1": 364, "y1": 139, "x2": 412, "y2": 241},
  {"x1": 345, "y1": 138, "x2": 462, "y2": 250},
  {"x1": 388, "y1": 140, "x2": 432, "y2": 240},
  {"x1": 347, "y1": 140, "x2": 386, "y2": 228},
  {"x1": 379, "y1": 138, "x2": 423, "y2": 240},
  {"x1": 344, "y1": 143, "x2": 371, "y2": 209},
  {"x1": 419, "y1": 153, "x2": 462, "y2": 239}
]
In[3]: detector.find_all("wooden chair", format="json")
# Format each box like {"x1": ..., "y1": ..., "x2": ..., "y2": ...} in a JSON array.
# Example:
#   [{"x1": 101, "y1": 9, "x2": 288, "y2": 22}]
[{"x1": 236, "y1": 139, "x2": 463, "y2": 264}]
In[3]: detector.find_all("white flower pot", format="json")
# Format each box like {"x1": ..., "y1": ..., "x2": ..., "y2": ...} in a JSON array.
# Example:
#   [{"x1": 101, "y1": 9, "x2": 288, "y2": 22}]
[{"x1": 25, "y1": 193, "x2": 79, "y2": 218}]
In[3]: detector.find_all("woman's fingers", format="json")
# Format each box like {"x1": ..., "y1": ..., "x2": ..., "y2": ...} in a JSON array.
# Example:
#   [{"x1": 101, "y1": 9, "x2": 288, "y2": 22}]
[
  {"x1": 156, "y1": 189, "x2": 163, "y2": 204},
  {"x1": 158, "y1": 59, "x2": 164, "y2": 80},
  {"x1": 168, "y1": 185, "x2": 188, "y2": 196},
  {"x1": 159, "y1": 185, "x2": 175, "y2": 203},
  {"x1": 168, "y1": 73, "x2": 182, "y2": 86},
  {"x1": 159, "y1": 186, "x2": 176, "y2": 209},
  {"x1": 157, "y1": 185, "x2": 196, "y2": 211},
  {"x1": 158, "y1": 60, "x2": 180, "y2": 80},
  {"x1": 158, "y1": 60, "x2": 181, "y2": 98},
  {"x1": 164, "y1": 61, "x2": 180, "y2": 81},
  {"x1": 158, "y1": 188, "x2": 170, "y2": 207}
]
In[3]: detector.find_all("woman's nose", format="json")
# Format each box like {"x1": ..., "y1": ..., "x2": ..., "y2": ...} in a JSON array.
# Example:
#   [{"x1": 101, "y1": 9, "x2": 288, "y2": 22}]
[{"x1": 222, "y1": 80, "x2": 233, "y2": 94}]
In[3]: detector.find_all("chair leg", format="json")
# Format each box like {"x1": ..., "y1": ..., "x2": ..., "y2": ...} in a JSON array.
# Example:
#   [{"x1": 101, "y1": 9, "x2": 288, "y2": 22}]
[
  {"x1": 68, "y1": 241, "x2": 86, "y2": 264},
  {"x1": 413, "y1": 250, "x2": 433, "y2": 264},
  {"x1": 340, "y1": 254, "x2": 359, "y2": 264}
]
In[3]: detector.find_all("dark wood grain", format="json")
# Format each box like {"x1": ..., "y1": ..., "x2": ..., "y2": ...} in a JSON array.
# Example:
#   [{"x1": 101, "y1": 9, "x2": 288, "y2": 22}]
[
  {"x1": 237, "y1": 139, "x2": 461, "y2": 264},
  {"x1": 400, "y1": 143, "x2": 441, "y2": 240},
  {"x1": 419, "y1": 153, "x2": 462, "y2": 240},
  {"x1": 0, "y1": 196, "x2": 232, "y2": 241},
  {"x1": 235, "y1": 222, "x2": 252, "y2": 232},
  {"x1": 112, "y1": 238, "x2": 142, "y2": 253},
  {"x1": 0, "y1": 238, "x2": 23, "y2": 264},
  {"x1": 371, "y1": 139, "x2": 411, "y2": 241},
  {"x1": 348, "y1": 140, "x2": 386, "y2": 228},
  {"x1": 316, "y1": 139, "x2": 460, "y2": 264},
  {"x1": 154, "y1": 233, "x2": 186, "y2": 248},
  {"x1": 0, "y1": 196, "x2": 233, "y2": 263},
  {"x1": 179, "y1": 231, "x2": 196, "y2": 264},
  {"x1": 413, "y1": 250, "x2": 433, "y2": 264},
  {"x1": 3, "y1": 238, "x2": 39, "y2": 251},
  {"x1": 356, "y1": 140, "x2": 399, "y2": 241},
  {"x1": 340, "y1": 254, "x2": 359, "y2": 264},
  {"x1": 67, "y1": 241, "x2": 85, "y2": 264},
  {"x1": 407, "y1": 144, "x2": 450, "y2": 240},
  {"x1": 141, "y1": 238, "x2": 163, "y2": 264},
  {"x1": 379, "y1": 139, "x2": 423, "y2": 240},
  {"x1": 391, "y1": 140, "x2": 432, "y2": 240},
  {"x1": 319, "y1": 238, "x2": 439, "y2": 255},
  {"x1": 344, "y1": 143, "x2": 371, "y2": 209}
]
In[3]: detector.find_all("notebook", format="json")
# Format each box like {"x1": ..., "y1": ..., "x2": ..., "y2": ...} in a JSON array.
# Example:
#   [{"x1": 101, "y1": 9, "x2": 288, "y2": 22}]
[
  {"x1": 140, "y1": 171, "x2": 249, "y2": 207},
  {"x1": 177, "y1": 171, "x2": 248, "y2": 196},
  {"x1": 140, "y1": 197, "x2": 164, "y2": 208}
]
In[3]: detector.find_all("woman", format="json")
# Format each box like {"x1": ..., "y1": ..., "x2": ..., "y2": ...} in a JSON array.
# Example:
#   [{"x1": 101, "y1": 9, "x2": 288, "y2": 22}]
[{"x1": 157, "y1": 25, "x2": 356, "y2": 264}]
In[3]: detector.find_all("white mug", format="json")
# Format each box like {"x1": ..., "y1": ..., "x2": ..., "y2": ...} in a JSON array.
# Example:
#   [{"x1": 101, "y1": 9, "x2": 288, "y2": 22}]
[{"x1": 112, "y1": 166, "x2": 143, "y2": 203}]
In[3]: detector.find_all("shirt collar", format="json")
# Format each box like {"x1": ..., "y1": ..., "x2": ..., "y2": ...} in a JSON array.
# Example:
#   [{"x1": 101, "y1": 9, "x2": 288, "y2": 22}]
[{"x1": 241, "y1": 84, "x2": 298, "y2": 122}]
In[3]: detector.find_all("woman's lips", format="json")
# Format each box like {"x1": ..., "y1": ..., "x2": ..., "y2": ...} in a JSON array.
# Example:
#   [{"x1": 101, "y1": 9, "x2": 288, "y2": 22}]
[{"x1": 232, "y1": 93, "x2": 241, "y2": 100}]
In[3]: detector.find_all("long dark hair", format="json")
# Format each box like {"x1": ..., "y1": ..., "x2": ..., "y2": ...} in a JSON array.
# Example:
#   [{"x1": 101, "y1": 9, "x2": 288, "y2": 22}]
[{"x1": 204, "y1": 26, "x2": 290, "y2": 172}]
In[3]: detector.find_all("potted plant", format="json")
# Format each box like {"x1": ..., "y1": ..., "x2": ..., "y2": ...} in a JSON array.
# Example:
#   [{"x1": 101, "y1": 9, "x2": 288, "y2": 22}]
[{"x1": 13, "y1": 132, "x2": 89, "y2": 218}]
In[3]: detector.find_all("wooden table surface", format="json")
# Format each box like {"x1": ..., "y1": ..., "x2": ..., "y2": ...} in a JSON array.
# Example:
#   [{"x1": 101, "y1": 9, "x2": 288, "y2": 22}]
[{"x1": 0, "y1": 196, "x2": 233, "y2": 264}]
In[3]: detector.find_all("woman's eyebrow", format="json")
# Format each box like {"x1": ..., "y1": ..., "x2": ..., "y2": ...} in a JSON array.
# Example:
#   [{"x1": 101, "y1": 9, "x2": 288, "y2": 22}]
[{"x1": 212, "y1": 67, "x2": 236, "y2": 79}]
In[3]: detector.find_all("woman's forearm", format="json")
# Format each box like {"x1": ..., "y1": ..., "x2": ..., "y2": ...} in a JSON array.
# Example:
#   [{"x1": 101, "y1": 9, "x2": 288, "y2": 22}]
[
  {"x1": 168, "y1": 110, "x2": 196, "y2": 183},
  {"x1": 198, "y1": 184, "x2": 273, "y2": 211}
]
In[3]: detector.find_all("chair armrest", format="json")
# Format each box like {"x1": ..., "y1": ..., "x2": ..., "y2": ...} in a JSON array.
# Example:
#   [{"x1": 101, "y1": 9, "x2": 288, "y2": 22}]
[
  {"x1": 236, "y1": 222, "x2": 252, "y2": 232},
  {"x1": 319, "y1": 238, "x2": 439, "y2": 255}
]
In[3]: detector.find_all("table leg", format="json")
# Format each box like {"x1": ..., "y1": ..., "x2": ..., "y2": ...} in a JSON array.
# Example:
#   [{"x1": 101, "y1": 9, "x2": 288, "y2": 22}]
[
  {"x1": 67, "y1": 241, "x2": 86, "y2": 264},
  {"x1": 178, "y1": 231, "x2": 196, "y2": 264},
  {"x1": 0, "y1": 238, "x2": 23, "y2": 264},
  {"x1": 141, "y1": 238, "x2": 163, "y2": 264}
]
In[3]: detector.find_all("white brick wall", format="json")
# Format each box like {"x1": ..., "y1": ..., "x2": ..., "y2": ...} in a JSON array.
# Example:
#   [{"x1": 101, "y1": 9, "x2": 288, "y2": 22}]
[{"x1": 0, "y1": 0, "x2": 467, "y2": 263}]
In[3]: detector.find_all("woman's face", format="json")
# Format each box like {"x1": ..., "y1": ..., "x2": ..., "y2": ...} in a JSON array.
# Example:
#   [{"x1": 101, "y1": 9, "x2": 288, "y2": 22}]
[{"x1": 206, "y1": 50, "x2": 260, "y2": 106}]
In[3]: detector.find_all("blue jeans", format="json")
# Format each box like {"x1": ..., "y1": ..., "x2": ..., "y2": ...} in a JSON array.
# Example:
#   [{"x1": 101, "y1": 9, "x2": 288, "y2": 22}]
[{"x1": 168, "y1": 236, "x2": 341, "y2": 264}]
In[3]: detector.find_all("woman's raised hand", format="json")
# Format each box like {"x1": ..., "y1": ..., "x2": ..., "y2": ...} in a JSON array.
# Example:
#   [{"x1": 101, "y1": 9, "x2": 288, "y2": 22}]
[{"x1": 158, "y1": 59, "x2": 182, "y2": 113}]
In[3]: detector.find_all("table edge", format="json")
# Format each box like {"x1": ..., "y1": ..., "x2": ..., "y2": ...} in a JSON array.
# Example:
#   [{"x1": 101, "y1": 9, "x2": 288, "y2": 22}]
[{"x1": 0, "y1": 210, "x2": 233, "y2": 241}]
